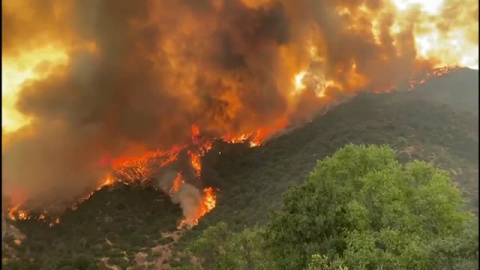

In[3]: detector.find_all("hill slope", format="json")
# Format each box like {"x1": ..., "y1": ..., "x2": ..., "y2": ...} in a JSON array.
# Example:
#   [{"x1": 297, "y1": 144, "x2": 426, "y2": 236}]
[
  {"x1": 3, "y1": 68, "x2": 478, "y2": 269},
  {"x1": 199, "y1": 68, "x2": 478, "y2": 230}
]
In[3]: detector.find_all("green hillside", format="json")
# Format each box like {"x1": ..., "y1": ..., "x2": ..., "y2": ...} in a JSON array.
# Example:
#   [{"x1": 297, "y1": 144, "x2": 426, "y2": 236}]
[
  {"x1": 199, "y1": 68, "x2": 478, "y2": 232},
  {"x1": 3, "y1": 68, "x2": 478, "y2": 269}
]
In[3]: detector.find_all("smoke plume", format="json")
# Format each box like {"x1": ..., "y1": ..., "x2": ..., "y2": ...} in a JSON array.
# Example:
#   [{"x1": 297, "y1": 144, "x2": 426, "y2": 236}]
[{"x1": 2, "y1": 0, "x2": 478, "y2": 210}]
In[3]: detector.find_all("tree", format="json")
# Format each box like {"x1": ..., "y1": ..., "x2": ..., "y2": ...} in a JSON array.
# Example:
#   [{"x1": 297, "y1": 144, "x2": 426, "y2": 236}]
[
  {"x1": 306, "y1": 254, "x2": 348, "y2": 270},
  {"x1": 265, "y1": 144, "x2": 476, "y2": 269},
  {"x1": 188, "y1": 222, "x2": 274, "y2": 270}
]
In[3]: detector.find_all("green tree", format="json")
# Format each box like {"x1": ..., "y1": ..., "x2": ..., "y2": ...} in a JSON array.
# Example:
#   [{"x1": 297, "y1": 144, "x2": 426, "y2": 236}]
[
  {"x1": 306, "y1": 254, "x2": 348, "y2": 270},
  {"x1": 265, "y1": 144, "x2": 476, "y2": 269},
  {"x1": 188, "y1": 222, "x2": 274, "y2": 270},
  {"x1": 426, "y1": 220, "x2": 479, "y2": 270}
]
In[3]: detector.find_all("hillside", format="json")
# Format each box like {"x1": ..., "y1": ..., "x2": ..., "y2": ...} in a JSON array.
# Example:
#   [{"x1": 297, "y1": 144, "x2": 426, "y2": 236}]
[
  {"x1": 198, "y1": 68, "x2": 478, "y2": 230},
  {"x1": 3, "y1": 68, "x2": 478, "y2": 269}
]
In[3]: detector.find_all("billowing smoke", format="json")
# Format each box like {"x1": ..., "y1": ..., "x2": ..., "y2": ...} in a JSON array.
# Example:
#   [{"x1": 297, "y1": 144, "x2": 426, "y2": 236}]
[
  {"x1": 152, "y1": 168, "x2": 207, "y2": 228},
  {"x1": 2, "y1": 0, "x2": 478, "y2": 210}
]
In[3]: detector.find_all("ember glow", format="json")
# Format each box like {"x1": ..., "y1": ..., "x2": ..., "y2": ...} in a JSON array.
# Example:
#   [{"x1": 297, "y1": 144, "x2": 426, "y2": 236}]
[
  {"x1": 406, "y1": 66, "x2": 462, "y2": 90},
  {"x1": 2, "y1": 0, "x2": 478, "y2": 228}
]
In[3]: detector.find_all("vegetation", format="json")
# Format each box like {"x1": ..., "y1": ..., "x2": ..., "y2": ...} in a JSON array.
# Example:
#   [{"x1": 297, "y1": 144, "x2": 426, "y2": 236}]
[
  {"x1": 3, "y1": 185, "x2": 183, "y2": 269},
  {"x1": 195, "y1": 69, "x2": 478, "y2": 238},
  {"x1": 187, "y1": 222, "x2": 272, "y2": 269},
  {"x1": 3, "y1": 69, "x2": 478, "y2": 269},
  {"x1": 187, "y1": 145, "x2": 477, "y2": 269}
]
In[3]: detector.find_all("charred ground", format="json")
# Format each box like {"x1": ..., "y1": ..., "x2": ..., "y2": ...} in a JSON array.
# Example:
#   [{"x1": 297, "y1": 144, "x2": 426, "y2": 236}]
[{"x1": 3, "y1": 68, "x2": 478, "y2": 269}]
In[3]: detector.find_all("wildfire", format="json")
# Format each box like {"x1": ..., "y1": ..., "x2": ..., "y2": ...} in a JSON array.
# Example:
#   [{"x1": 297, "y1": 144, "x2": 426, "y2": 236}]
[
  {"x1": 7, "y1": 203, "x2": 61, "y2": 228},
  {"x1": 98, "y1": 124, "x2": 268, "y2": 228},
  {"x1": 2, "y1": 0, "x2": 477, "y2": 232},
  {"x1": 8, "y1": 204, "x2": 20, "y2": 220},
  {"x1": 48, "y1": 218, "x2": 60, "y2": 228},
  {"x1": 407, "y1": 66, "x2": 461, "y2": 90},
  {"x1": 189, "y1": 151, "x2": 202, "y2": 177},
  {"x1": 170, "y1": 173, "x2": 183, "y2": 195},
  {"x1": 0, "y1": 125, "x2": 266, "y2": 229},
  {"x1": 7, "y1": 202, "x2": 32, "y2": 221},
  {"x1": 107, "y1": 147, "x2": 184, "y2": 183},
  {"x1": 89, "y1": 126, "x2": 258, "y2": 228},
  {"x1": 2, "y1": 45, "x2": 69, "y2": 133},
  {"x1": 101, "y1": 175, "x2": 115, "y2": 187},
  {"x1": 178, "y1": 187, "x2": 217, "y2": 229},
  {"x1": 3, "y1": 63, "x2": 463, "y2": 229},
  {"x1": 370, "y1": 66, "x2": 460, "y2": 94},
  {"x1": 294, "y1": 71, "x2": 308, "y2": 92},
  {"x1": 222, "y1": 129, "x2": 270, "y2": 147}
]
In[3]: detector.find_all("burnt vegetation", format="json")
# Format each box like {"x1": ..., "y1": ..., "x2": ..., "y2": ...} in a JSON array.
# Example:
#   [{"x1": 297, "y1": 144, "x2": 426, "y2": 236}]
[{"x1": 3, "y1": 68, "x2": 478, "y2": 269}]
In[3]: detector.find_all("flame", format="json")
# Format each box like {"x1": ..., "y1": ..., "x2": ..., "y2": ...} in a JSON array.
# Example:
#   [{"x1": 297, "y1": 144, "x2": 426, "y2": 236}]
[
  {"x1": 2, "y1": 0, "x2": 477, "y2": 231},
  {"x1": 170, "y1": 173, "x2": 183, "y2": 195},
  {"x1": 406, "y1": 66, "x2": 460, "y2": 90},
  {"x1": 8, "y1": 203, "x2": 32, "y2": 221},
  {"x1": 392, "y1": 0, "x2": 444, "y2": 14},
  {"x1": 98, "y1": 125, "x2": 263, "y2": 228},
  {"x1": 3, "y1": 66, "x2": 462, "y2": 229},
  {"x1": 8, "y1": 204, "x2": 20, "y2": 220},
  {"x1": 178, "y1": 187, "x2": 217, "y2": 229},
  {"x1": 7, "y1": 204, "x2": 63, "y2": 229},
  {"x1": 17, "y1": 211, "x2": 28, "y2": 220},
  {"x1": 1, "y1": 0, "x2": 474, "y2": 140},
  {"x1": 189, "y1": 151, "x2": 202, "y2": 177},
  {"x1": 48, "y1": 217, "x2": 61, "y2": 227},
  {"x1": 109, "y1": 147, "x2": 184, "y2": 183},
  {"x1": 370, "y1": 66, "x2": 459, "y2": 94},
  {"x1": 95, "y1": 126, "x2": 225, "y2": 228},
  {"x1": 222, "y1": 131, "x2": 263, "y2": 146},
  {"x1": 294, "y1": 71, "x2": 308, "y2": 92},
  {"x1": 70, "y1": 174, "x2": 115, "y2": 211},
  {"x1": 391, "y1": 0, "x2": 478, "y2": 69},
  {"x1": 101, "y1": 174, "x2": 115, "y2": 187},
  {"x1": 222, "y1": 125, "x2": 284, "y2": 147},
  {"x1": 2, "y1": 45, "x2": 69, "y2": 133}
]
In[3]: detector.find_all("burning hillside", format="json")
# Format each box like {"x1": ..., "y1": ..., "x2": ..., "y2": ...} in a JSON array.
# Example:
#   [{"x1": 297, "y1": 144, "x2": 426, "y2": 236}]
[{"x1": 2, "y1": 0, "x2": 478, "y2": 227}]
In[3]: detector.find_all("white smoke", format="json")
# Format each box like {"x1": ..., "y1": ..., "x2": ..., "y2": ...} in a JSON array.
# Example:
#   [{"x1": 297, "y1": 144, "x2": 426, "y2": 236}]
[{"x1": 152, "y1": 169, "x2": 203, "y2": 228}]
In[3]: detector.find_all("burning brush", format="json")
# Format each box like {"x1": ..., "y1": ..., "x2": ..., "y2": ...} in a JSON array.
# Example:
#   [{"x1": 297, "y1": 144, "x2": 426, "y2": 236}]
[
  {"x1": 105, "y1": 125, "x2": 276, "y2": 228},
  {"x1": 5, "y1": 125, "x2": 268, "y2": 230},
  {"x1": 4, "y1": 65, "x2": 462, "y2": 231},
  {"x1": 2, "y1": 0, "x2": 477, "y2": 239}
]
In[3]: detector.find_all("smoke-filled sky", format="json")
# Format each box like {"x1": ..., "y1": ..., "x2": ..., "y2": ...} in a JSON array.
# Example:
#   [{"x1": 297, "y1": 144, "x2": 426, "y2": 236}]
[{"x1": 2, "y1": 0, "x2": 478, "y2": 208}]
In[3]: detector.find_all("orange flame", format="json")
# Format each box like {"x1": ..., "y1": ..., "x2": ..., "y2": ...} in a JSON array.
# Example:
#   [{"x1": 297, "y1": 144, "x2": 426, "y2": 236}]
[
  {"x1": 178, "y1": 187, "x2": 217, "y2": 229},
  {"x1": 99, "y1": 125, "x2": 221, "y2": 228},
  {"x1": 371, "y1": 66, "x2": 460, "y2": 94},
  {"x1": 2, "y1": 0, "x2": 474, "y2": 232},
  {"x1": 5, "y1": 122, "x2": 278, "y2": 227},
  {"x1": 101, "y1": 174, "x2": 115, "y2": 187},
  {"x1": 18, "y1": 210, "x2": 28, "y2": 220},
  {"x1": 407, "y1": 66, "x2": 460, "y2": 91},
  {"x1": 170, "y1": 173, "x2": 183, "y2": 195},
  {"x1": 189, "y1": 151, "x2": 202, "y2": 177},
  {"x1": 4, "y1": 67, "x2": 459, "y2": 228},
  {"x1": 8, "y1": 204, "x2": 20, "y2": 220},
  {"x1": 8, "y1": 203, "x2": 32, "y2": 221}
]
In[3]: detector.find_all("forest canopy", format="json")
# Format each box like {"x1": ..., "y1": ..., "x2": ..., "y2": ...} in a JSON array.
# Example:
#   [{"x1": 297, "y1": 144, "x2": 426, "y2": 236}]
[{"x1": 189, "y1": 144, "x2": 478, "y2": 270}]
